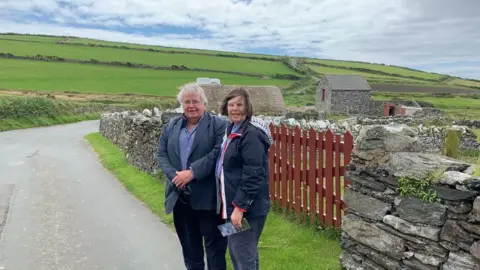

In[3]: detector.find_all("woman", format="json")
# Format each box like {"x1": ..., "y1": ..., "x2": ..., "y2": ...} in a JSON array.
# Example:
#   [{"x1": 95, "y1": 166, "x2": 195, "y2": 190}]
[{"x1": 215, "y1": 87, "x2": 273, "y2": 270}]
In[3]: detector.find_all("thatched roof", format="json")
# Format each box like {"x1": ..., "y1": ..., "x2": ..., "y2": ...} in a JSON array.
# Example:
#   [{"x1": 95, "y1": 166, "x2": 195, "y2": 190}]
[{"x1": 199, "y1": 84, "x2": 286, "y2": 116}]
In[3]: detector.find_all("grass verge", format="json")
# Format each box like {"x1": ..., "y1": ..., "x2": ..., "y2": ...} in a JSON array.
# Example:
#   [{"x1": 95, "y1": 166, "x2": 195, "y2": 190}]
[
  {"x1": 84, "y1": 132, "x2": 342, "y2": 270},
  {"x1": 0, "y1": 113, "x2": 100, "y2": 132}
]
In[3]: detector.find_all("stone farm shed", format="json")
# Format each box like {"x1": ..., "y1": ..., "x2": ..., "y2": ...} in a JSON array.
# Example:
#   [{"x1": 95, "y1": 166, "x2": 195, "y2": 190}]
[
  {"x1": 315, "y1": 74, "x2": 373, "y2": 115},
  {"x1": 198, "y1": 84, "x2": 287, "y2": 116}
]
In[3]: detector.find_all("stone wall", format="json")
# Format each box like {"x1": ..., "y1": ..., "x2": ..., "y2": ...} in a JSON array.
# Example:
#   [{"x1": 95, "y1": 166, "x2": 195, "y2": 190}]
[
  {"x1": 331, "y1": 90, "x2": 372, "y2": 115},
  {"x1": 340, "y1": 124, "x2": 480, "y2": 270},
  {"x1": 98, "y1": 109, "x2": 175, "y2": 175},
  {"x1": 97, "y1": 108, "x2": 480, "y2": 179},
  {"x1": 421, "y1": 107, "x2": 445, "y2": 118},
  {"x1": 454, "y1": 120, "x2": 480, "y2": 129},
  {"x1": 350, "y1": 116, "x2": 480, "y2": 153}
]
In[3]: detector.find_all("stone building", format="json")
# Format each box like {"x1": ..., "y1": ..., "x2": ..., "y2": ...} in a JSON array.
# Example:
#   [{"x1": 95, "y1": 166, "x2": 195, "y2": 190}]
[{"x1": 315, "y1": 74, "x2": 376, "y2": 115}]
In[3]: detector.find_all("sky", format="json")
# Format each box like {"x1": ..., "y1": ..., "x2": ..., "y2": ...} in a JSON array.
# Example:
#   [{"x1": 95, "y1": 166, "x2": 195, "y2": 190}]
[{"x1": 1, "y1": 0, "x2": 479, "y2": 79}]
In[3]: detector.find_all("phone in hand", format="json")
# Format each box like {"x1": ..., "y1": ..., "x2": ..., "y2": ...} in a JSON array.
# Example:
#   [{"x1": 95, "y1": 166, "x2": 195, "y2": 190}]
[{"x1": 217, "y1": 218, "x2": 251, "y2": 237}]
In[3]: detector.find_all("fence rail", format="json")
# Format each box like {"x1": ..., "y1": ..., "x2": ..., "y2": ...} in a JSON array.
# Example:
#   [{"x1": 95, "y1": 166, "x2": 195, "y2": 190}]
[{"x1": 267, "y1": 123, "x2": 354, "y2": 228}]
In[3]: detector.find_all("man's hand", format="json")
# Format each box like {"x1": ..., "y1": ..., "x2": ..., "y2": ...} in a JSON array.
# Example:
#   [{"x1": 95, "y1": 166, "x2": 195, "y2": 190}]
[
  {"x1": 172, "y1": 170, "x2": 194, "y2": 188},
  {"x1": 231, "y1": 207, "x2": 244, "y2": 229}
]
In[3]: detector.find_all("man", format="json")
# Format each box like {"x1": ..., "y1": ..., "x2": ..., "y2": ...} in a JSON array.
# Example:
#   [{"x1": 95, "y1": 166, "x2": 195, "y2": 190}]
[{"x1": 156, "y1": 83, "x2": 228, "y2": 270}]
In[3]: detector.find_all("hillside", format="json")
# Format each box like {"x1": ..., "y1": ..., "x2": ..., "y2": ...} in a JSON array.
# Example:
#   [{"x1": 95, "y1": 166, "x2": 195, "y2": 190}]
[{"x1": 1, "y1": 33, "x2": 479, "y2": 107}]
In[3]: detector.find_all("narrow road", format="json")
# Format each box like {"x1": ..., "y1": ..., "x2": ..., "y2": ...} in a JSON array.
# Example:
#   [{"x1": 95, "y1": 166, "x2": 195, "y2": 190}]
[{"x1": 0, "y1": 120, "x2": 185, "y2": 270}]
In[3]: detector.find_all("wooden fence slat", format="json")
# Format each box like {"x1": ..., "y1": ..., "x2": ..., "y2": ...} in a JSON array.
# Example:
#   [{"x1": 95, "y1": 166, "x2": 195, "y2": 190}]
[
  {"x1": 281, "y1": 124, "x2": 288, "y2": 209},
  {"x1": 268, "y1": 123, "x2": 275, "y2": 201},
  {"x1": 275, "y1": 126, "x2": 280, "y2": 201},
  {"x1": 288, "y1": 128, "x2": 294, "y2": 211},
  {"x1": 272, "y1": 155, "x2": 345, "y2": 177},
  {"x1": 302, "y1": 129, "x2": 308, "y2": 212},
  {"x1": 325, "y1": 129, "x2": 334, "y2": 227},
  {"x1": 294, "y1": 126, "x2": 301, "y2": 215},
  {"x1": 317, "y1": 131, "x2": 324, "y2": 225},
  {"x1": 334, "y1": 134, "x2": 342, "y2": 227},
  {"x1": 308, "y1": 128, "x2": 317, "y2": 224}
]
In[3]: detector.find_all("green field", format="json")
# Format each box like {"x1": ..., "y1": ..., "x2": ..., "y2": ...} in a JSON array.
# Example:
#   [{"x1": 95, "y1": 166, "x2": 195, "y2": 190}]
[
  {"x1": 0, "y1": 39, "x2": 297, "y2": 76},
  {"x1": 61, "y1": 37, "x2": 280, "y2": 59},
  {"x1": 306, "y1": 64, "x2": 430, "y2": 85},
  {"x1": 0, "y1": 33, "x2": 479, "y2": 107},
  {"x1": 0, "y1": 34, "x2": 62, "y2": 43},
  {"x1": 449, "y1": 78, "x2": 480, "y2": 88},
  {"x1": 0, "y1": 58, "x2": 291, "y2": 96},
  {"x1": 372, "y1": 91, "x2": 480, "y2": 119},
  {"x1": 306, "y1": 59, "x2": 444, "y2": 81}
]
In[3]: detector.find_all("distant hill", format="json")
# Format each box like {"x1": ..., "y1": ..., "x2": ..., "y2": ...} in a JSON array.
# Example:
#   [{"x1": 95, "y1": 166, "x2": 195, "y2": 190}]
[{"x1": 0, "y1": 32, "x2": 478, "y2": 106}]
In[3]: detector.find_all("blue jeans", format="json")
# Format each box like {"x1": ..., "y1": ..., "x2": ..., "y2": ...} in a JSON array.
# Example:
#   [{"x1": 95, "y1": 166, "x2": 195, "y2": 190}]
[{"x1": 227, "y1": 215, "x2": 267, "y2": 270}]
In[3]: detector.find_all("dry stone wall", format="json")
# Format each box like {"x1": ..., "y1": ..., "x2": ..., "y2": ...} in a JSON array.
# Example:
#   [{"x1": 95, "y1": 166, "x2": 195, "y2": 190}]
[
  {"x1": 353, "y1": 116, "x2": 480, "y2": 153},
  {"x1": 340, "y1": 124, "x2": 480, "y2": 270},
  {"x1": 98, "y1": 108, "x2": 480, "y2": 177},
  {"x1": 99, "y1": 109, "x2": 171, "y2": 174}
]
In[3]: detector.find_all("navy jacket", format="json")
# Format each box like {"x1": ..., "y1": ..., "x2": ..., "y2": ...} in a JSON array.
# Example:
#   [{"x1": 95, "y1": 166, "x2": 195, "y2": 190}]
[
  {"x1": 156, "y1": 112, "x2": 227, "y2": 214},
  {"x1": 216, "y1": 117, "x2": 273, "y2": 219}
]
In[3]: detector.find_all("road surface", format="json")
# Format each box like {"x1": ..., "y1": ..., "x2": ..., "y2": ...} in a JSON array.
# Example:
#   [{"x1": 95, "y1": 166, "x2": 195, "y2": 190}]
[{"x1": 0, "y1": 120, "x2": 185, "y2": 270}]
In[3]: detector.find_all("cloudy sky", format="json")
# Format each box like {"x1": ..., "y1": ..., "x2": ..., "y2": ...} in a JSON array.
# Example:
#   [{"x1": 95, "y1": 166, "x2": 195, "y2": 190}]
[{"x1": 1, "y1": 0, "x2": 479, "y2": 79}]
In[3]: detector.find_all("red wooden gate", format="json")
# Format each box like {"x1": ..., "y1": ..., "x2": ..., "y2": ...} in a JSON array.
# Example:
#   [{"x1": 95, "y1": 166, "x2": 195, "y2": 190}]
[{"x1": 267, "y1": 123, "x2": 354, "y2": 228}]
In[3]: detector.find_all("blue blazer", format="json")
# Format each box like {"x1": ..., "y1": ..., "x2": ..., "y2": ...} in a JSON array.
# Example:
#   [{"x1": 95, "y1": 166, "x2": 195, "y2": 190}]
[{"x1": 156, "y1": 112, "x2": 228, "y2": 214}]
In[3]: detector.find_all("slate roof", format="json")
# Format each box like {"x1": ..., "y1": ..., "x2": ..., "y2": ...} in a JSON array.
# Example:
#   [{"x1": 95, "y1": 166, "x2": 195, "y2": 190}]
[{"x1": 325, "y1": 74, "x2": 371, "y2": 91}]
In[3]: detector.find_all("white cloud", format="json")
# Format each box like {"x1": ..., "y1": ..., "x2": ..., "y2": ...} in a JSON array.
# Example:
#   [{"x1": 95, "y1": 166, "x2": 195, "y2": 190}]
[{"x1": 0, "y1": 0, "x2": 479, "y2": 79}]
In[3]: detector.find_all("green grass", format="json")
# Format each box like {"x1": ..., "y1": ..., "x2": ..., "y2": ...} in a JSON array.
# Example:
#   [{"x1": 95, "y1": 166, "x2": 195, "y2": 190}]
[
  {"x1": 372, "y1": 92, "x2": 480, "y2": 110},
  {"x1": 306, "y1": 59, "x2": 444, "y2": 81},
  {"x1": 62, "y1": 37, "x2": 280, "y2": 59},
  {"x1": 371, "y1": 91, "x2": 480, "y2": 119},
  {"x1": 449, "y1": 78, "x2": 480, "y2": 89},
  {"x1": 85, "y1": 132, "x2": 342, "y2": 270},
  {"x1": 0, "y1": 113, "x2": 100, "y2": 132},
  {"x1": 306, "y1": 64, "x2": 432, "y2": 85},
  {"x1": 0, "y1": 39, "x2": 298, "y2": 76},
  {"x1": 84, "y1": 132, "x2": 174, "y2": 225},
  {"x1": 0, "y1": 34, "x2": 63, "y2": 43},
  {"x1": 0, "y1": 59, "x2": 292, "y2": 96}
]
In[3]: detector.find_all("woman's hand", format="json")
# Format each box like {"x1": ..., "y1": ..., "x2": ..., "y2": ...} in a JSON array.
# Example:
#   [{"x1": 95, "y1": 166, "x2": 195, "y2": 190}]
[{"x1": 231, "y1": 207, "x2": 244, "y2": 229}]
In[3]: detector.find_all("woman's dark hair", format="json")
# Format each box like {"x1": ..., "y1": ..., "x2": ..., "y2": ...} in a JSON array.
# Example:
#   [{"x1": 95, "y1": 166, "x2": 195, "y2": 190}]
[{"x1": 220, "y1": 87, "x2": 254, "y2": 118}]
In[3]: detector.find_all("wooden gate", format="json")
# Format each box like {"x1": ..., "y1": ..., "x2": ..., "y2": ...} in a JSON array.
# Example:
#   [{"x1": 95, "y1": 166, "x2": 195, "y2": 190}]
[{"x1": 268, "y1": 123, "x2": 354, "y2": 228}]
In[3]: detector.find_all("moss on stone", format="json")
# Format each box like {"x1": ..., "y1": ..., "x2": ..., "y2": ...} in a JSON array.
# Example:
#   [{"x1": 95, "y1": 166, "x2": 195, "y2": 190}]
[{"x1": 442, "y1": 129, "x2": 461, "y2": 158}]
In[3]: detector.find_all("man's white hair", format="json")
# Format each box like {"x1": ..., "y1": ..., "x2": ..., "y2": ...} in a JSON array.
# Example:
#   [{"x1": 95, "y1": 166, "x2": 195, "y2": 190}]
[{"x1": 177, "y1": 83, "x2": 208, "y2": 106}]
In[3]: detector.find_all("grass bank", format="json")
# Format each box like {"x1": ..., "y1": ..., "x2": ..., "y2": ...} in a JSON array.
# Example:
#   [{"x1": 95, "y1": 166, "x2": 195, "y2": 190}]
[
  {"x1": 0, "y1": 113, "x2": 100, "y2": 132},
  {"x1": 0, "y1": 94, "x2": 175, "y2": 132},
  {"x1": 84, "y1": 132, "x2": 342, "y2": 270}
]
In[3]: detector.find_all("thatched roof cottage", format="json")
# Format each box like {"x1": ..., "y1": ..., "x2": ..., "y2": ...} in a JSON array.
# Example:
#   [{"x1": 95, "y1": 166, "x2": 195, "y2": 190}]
[{"x1": 186, "y1": 84, "x2": 287, "y2": 116}]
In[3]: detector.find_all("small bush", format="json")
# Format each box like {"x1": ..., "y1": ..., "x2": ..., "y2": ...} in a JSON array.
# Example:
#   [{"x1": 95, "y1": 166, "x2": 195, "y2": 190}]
[
  {"x1": 415, "y1": 100, "x2": 434, "y2": 108},
  {"x1": 0, "y1": 96, "x2": 58, "y2": 119}
]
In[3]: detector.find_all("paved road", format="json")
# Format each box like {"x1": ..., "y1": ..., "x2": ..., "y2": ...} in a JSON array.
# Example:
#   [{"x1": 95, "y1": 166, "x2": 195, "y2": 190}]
[{"x1": 0, "y1": 120, "x2": 185, "y2": 270}]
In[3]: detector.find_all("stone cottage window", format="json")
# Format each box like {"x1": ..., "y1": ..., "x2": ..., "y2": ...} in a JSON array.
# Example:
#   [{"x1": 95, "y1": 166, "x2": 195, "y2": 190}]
[{"x1": 322, "y1": 88, "x2": 326, "y2": 101}]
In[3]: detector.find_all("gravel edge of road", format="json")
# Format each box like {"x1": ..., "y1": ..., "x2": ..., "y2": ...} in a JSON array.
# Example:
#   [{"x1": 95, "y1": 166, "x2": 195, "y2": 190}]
[{"x1": 0, "y1": 184, "x2": 15, "y2": 241}]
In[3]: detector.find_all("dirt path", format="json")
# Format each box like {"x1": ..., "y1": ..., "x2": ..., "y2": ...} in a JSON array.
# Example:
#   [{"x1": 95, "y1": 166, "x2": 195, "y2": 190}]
[{"x1": 0, "y1": 121, "x2": 184, "y2": 270}]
